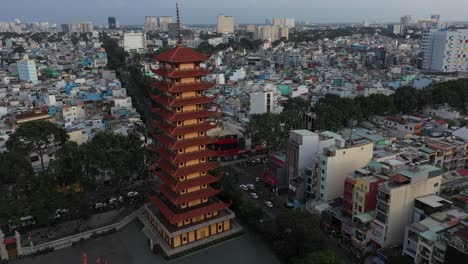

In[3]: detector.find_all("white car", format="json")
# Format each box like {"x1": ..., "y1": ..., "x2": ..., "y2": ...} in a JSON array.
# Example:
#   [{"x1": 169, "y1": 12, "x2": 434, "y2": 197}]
[
  {"x1": 264, "y1": 201, "x2": 273, "y2": 208},
  {"x1": 255, "y1": 177, "x2": 261, "y2": 182},
  {"x1": 239, "y1": 185, "x2": 249, "y2": 191},
  {"x1": 95, "y1": 202, "x2": 107, "y2": 209},
  {"x1": 127, "y1": 191, "x2": 139, "y2": 197},
  {"x1": 250, "y1": 193, "x2": 259, "y2": 199},
  {"x1": 247, "y1": 184, "x2": 255, "y2": 190}
]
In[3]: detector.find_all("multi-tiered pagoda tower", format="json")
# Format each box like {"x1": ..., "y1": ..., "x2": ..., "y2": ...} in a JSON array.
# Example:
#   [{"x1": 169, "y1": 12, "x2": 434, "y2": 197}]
[{"x1": 144, "y1": 5, "x2": 236, "y2": 254}]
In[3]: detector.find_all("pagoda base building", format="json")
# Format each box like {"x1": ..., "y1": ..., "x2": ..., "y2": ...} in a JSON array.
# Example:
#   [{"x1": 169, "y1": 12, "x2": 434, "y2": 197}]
[{"x1": 141, "y1": 8, "x2": 240, "y2": 255}]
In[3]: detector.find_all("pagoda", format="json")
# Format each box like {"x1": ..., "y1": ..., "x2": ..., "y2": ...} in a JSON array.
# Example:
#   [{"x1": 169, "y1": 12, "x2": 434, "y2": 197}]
[{"x1": 144, "y1": 4, "x2": 236, "y2": 253}]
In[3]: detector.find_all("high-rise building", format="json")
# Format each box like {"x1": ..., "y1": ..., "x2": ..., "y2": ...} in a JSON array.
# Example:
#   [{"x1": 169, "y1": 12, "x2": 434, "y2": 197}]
[
  {"x1": 217, "y1": 15, "x2": 234, "y2": 34},
  {"x1": 17, "y1": 59, "x2": 38, "y2": 83},
  {"x1": 158, "y1": 16, "x2": 173, "y2": 31},
  {"x1": 123, "y1": 32, "x2": 147, "y2": 54},
  {"x1": 80, "y1": 22, "x2": 93, "y2": 33},
  {"x1": 273, "y1": 18, "x2": 295, "y2": 28},
  {"x1": 400, "y1": 15, "x2": 413, "y2": 27},
  {"x1": 369, "y1": 165, "x2": 443, "y2": 248},
  {"x1": 108, "y1": 17, "x2": 117, "y2": 29},
  {"x1": 144, "y1": 34, "x2": 237, "y2": 255},
  {"x1": 144, "y1": 16, "x2": 158, "y2": 32},
  {"x1": 422, "y1": 29, "x2": 468, "y2": 72},
  {"x1": 256, "y1": 26, "x2": 290, "y2": 42}
]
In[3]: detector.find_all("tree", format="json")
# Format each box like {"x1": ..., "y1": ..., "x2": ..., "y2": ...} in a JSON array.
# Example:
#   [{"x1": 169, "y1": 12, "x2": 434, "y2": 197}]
[
  {"x1": 12, "y1": 45, "x2": 25, "y2": 53},
  {"x1": 281, "y1": 97, "x2": 311, "y2": 130},
  {"x1": 30, "y1": 172, "x2": 61, "y2": 225},
  {"x1": 6, "y1": 121, "x2": 68, "y2": 171},
  {"x1": 294, "y1": 251, "x2": 345, "y2": 264},
  {"x1": 316, "y1": 104, "x2": 344, "y2": 131},
  {"x1": 196, "y1": 41, "x2": 215, "y2": 54},
  {"x1": 247, "y1": 112, "x2": 285, "y2": 156},
  {"x1": 48, "y1": 141, "x2": 85, "y2": 186},
  {"x1": 393, "y1": 86, "x2": 420, "y2": 113}
]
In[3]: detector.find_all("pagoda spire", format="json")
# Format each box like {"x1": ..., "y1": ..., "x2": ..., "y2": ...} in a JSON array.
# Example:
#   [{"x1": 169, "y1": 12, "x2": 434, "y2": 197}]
[{"x1": 176, "y1": 2, "x2": 183, "y2": 45}]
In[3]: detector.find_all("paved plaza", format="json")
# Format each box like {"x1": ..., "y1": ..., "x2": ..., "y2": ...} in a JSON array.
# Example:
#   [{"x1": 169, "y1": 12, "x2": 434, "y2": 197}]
[{"x1": 12, "y1": 221, "x2": 280, "y2": 264}]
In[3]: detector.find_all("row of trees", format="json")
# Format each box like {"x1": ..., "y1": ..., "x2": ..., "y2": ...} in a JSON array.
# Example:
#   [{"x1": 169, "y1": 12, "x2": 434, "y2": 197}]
[
  {"x1": 289, "y1": 27, "x2": 395, "y2": 43},
  {"x1": 215, "y1": 168, "x2": 343, "y2": 264},
  {"x1": 247, "y1": 80, "x2": 468, "y2": 151},
  {"x1": 0, "y1": 121, "x2": 149, "y2": 226},
  {"x1": 196, "y1": 38, "x2": 264, "y2": 54}
]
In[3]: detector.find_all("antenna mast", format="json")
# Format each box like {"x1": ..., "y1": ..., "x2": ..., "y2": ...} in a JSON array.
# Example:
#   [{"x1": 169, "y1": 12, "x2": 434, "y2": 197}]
[{"x1": 176, "y1": 2, "x2": 183, "y2": 45}]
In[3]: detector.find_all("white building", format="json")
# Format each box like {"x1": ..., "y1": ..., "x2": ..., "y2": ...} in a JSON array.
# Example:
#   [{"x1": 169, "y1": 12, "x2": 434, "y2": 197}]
[
  {"x1": 123, "y1": 32, "x2": 147, "y2": 54},
  {"x1": 273, "y1": 18, "x2": 295, "y2": 28},
  {"x1": 158, "y1": 16, "x2": 173, "y2": 31},
  {"x1": 369, "y1": 165, "x2": 443, "y2": 248},
  {"x1": 317, "y1": 140, "x2": 374, "y2": 201},
  {"x1": 256, "y1": 26, "x2": 289, "y2": 42},
  {"x1": 144, "y1": 16, "x2": 158, "y2": 32},
  {"x1": 17, "y1": 60, "x2": 38, "y2": 83},
  {"x1": 422, "y1": 29, "x2": 468, "y2": 72},
  {"x1": 249, "y1": 90, "x2": 274, "y2": 114},
  {"x1": 217, "y1": 15, "x2": 235, "y2": 34}
]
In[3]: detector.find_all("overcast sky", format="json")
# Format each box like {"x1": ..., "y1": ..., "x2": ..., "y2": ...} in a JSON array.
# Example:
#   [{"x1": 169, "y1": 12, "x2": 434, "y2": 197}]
[{"x1": 1, "y1": 0, "x2": 467, "y2": 24}]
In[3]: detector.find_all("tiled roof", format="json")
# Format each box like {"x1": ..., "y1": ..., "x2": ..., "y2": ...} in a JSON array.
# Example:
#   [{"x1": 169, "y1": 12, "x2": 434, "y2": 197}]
[
  {"x1": 153, "y1": 45, "x2": 210, "y2": 63},
  {"x1": 159, "y1": 184, "x2": 221, "y2": 205},
  {"x1": 151, "y1": 80, "x2": 215, "y2": 93},
  {"x1": 149, "y1": 195, "x2": 228, "y2": 224},
  {"x1": 152, "y1": 68, "x2": 214, "y2": 78}
]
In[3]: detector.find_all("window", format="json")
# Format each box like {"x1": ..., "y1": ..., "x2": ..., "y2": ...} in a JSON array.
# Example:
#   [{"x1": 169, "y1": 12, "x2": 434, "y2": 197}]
[
  {"x1": 202, "y1": 184, "x2": 207, "y2": 188},
  {"x1": 185, "y1": 219, "x2": 190, "y2": 223},
  {"x1": 218, "y1": 224, "x2": 222, "y2": 230},
  {"x1": 201, "y1": 158, "x2": 205, "y2": 162},
  {"x1": 200, "y1": 145, "x2": 205, "y2": 149},
  {"x1": 179, "y1": 162, "x2": 185, "y2": 167},
  {"x1": 322, "y1": 160, "x2": 326, "y2": 165},
  {"x1": 177, "y1": 121, "x2": 183, "y2": 126},
  {"x1": 322, "y1": 169, "x2": 325, "y2": 174},
  {"x1": 176, "y1": 107, "x2": 181, "y2": 112},
  {"x1": 434, "y1": 183, "x2": 439, "y2": 187},
  {"x1": 199, "y1": 118, "x2": 203, "y2": 122},
  {"x1": 178, "y1": 135, "x2": 183, "y2": 140},
  {"x1": 179, "y1": 149, "x2": 184, "y2": 153},
  {"x1": 197, "y1": 91, "x2": 202, "y2": 95},
  {"x1": 201, "y1": 171, "x2": 206, "y2": 175},
  {"x1": 343, "y1": 151, "x2": 346, "y2": 155},
  {"x1": 200, "y1": 131, "x2": 205, "y2": 136},
  {"x1": 183, "y1": 236, "x2": 187, "y2": 241},
  {"x1": 320, "y1": 185, "x2": 324, "y2": 190}
]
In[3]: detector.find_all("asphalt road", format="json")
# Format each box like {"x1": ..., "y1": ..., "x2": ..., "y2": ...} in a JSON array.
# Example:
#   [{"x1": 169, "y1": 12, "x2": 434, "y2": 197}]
[{"x1": 220, "y1": 160, "x2": 288, "y2": 219}]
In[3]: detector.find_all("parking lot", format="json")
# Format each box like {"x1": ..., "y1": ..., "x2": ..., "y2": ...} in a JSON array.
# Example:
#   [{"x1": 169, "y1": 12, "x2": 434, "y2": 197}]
[{"x1": 220, "y1": 158, "x2": 289, "y2": 219}]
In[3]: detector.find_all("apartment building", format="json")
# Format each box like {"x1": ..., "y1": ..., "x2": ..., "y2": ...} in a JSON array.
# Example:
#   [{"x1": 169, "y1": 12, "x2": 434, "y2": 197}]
[
  {"x1": 369, "y1": 165, "x2": 443, "y2": 248},
  {"x1": 318, "y1": 139, "x2": 374, "y2": 201}
]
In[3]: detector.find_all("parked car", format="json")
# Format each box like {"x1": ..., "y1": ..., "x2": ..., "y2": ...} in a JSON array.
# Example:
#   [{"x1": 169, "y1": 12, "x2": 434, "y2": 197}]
[
  {"x1": 264, "y1": 201, "x2": 274, "y2": 208},
  {"x1": 127, "y1": 191, "x2": 139, "y2": 197},
  {"x1": 247, "y1": 184, "x2": 255, "y2": 190},
  {"x1": 95, "y1": 202, "x2": 107, "y2": 210},
  {"x1": 239, "y1": 184, "x2": 249, "y2": 191},
  {"x1": 255, "y1": 177, "x2": 261, "y2": 182},
  {"x1": 250, "y1": 193, "x2": 259, "y2": 199}
]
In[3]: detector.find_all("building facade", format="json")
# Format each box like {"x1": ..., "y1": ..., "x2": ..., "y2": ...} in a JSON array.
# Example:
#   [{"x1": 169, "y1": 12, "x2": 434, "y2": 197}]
[
  {"x1": 217, "y1": 15, "x2": 235, "y2": 34},
  {"x1": 145, "y1": 42, "x2": 236, "y2": 254},
  {"x1": 144, "y1": 16, "x2": 158, "y2": 32},
  {"x1": 369, "y1": 165, "x2": 443, "y2": 248},
  {"x1": 123, "y1": 32, "x2": 147, "y2": 54},
  {"x1": 17, "y1": 60, "x2": 38, "y2": 83},
  {"x1": 422, "y1": 29, "x2": 468, "y2": 72},
  {"x1": 158, "y1": 16, "x2": 173, "y2": 31},
  {"x1": 108, "y1": 17, "x2": 117, "y2": 29}
]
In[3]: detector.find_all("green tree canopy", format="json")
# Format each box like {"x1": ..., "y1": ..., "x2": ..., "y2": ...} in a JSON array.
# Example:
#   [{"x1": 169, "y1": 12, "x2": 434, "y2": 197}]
[
  {"x1": 293, "y1": 251, "x2": 345, "y2": 264},
  {"x1": 6, "y1": 121, "x2": 68, "y2": 170}
]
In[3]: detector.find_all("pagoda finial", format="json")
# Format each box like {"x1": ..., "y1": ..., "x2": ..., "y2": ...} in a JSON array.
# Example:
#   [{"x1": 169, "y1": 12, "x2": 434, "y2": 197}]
[{"x1": 176, "y1": 2, "x2": 183, "y2": 45}]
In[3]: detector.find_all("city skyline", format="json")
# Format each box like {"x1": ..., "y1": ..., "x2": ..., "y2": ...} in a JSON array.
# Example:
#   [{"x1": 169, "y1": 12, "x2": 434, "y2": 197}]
[{"x1": 1, "y1": 0, "x2": 468, "y2": 25}]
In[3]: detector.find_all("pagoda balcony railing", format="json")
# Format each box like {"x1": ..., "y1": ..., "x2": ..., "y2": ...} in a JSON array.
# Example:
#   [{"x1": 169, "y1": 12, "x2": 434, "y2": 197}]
[
  {"x1": 154, "y1": 134, "x2": 218, "y2": 150},
  {"x1": 156, "y1": 171, "x2": 220, "y2": 191},
  {"x1": 151, "y1": 120, "x2": 219, "y2": 136},
  {"x1": 158, "y1": 184, "x2": 222, "y2": 205},
  {"x1": 153, "y1": 147, "x2": 218, "y2": 164},
  {"x1": 149, "y1": 195, "x2": 230, "y2": 224},
  {"x1": 151, "y1": 107, "x2": 221, "y2": 122},
  {"x1": 157, "y1": 159, "x2": 219, "y2": 178},
  {"x1": 150, "y1": 94, "x2": 218, "y2": 108},
  {"x1": 151, "y1": 80, "x2": 215, "y2": 93},
  {"x1": 151, "y1": 67, "x2": 214, "y2": 78}
]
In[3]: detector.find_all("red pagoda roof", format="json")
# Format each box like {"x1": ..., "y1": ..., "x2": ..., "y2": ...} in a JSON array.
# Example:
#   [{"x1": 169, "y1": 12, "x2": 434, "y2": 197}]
[
  {"x1": 151, "y1": 68, "x2": 214, "y2": 78},
  {"x1": 149, "y1": 94, "x2": 217, "y2": 108},
  {"x1": 153, "y1": 147, "x2": 217, "y2": 164},
  {"x1": 157, "y1": 159, "x2": 219, "y2": 178},
  {"x1": 149, "y1": 195, "x2": 229, "y2": 224},
  {"x1": 156, "y1": 171, "x2": 220, "y2": 191},
  {"x1": 152, "y1": 80, "x2": 215, "y2": 93},
  {"x1": 152, "y1": 120, "x2": 218, "y2": 136},
  {"x1": 153, "y1": 45, "x2": 210, "y2": 63},
  {"x1": 159, "y1": 184, "x2": 222, "y2": 205},
  {"x1": 154, "y1": 134, "x2": 218, "y2": 150},
  {"x1": 152, "y1": 107, "x2": 220, "y2": 122}
]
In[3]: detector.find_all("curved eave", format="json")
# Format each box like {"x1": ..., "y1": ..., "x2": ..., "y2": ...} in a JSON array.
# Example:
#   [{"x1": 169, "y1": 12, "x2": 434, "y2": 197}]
[
  {"x1": 152, "y1": 108, "x2": 220, "y2": 122},
  {"x1": 152, "y1": 80, "x2": 215, "y2": 93},
  {"x1": 157, "y1": 159, "x2": 219, "y2": 178},
  {"x1": 154, "y1": 134, "x2": 218, "y2": 150},
  {"x1": 149, "y1": 196, "x2": 229, "y2": 224},
  {"x1": 152, "y1": 120, "x2": 218, "y2": 136},
  {"x1": 159, "y1": 184, "x2": 222, "y2": 205},
  {"x1": 149, "y1": 94, "x2": 218, "y2": 108},
  {"x1": 156, "y1": 172, "x2": 220, "y2": 191},
  {"x1": 153, "y1": 147, "x2": 218, "y2": 164},
  {"x1": 151, "y1": 68, "x2": 214, "y2": 78}
]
